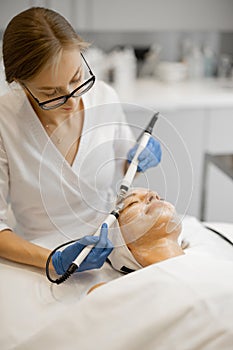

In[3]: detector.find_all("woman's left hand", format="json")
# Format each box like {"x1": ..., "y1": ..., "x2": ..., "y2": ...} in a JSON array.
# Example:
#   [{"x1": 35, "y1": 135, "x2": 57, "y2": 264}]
[{"x1": 127, "y1": 137, "x2": 162, "y2": 172}]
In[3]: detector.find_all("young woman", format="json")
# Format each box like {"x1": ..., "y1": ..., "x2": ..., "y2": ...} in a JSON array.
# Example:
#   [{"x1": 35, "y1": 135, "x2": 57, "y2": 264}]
[{"x1": 0, "y1": 7, "x2": 161, "y2": 276}]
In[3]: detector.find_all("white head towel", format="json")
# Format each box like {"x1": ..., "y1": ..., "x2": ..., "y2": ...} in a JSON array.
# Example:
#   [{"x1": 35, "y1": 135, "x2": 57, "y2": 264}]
[{"x1": 107, "y1": 220, "x2": 142, "y2": 273}]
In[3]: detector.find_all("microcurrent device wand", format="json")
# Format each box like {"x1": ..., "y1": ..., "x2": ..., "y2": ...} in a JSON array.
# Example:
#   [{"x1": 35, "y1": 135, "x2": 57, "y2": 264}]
[
  {"x1": 46, "y1": 112, "x2": 159, "y2": 284},
  {"x1": 116, "y1": 112, "x2": 159, "y2": 206}
]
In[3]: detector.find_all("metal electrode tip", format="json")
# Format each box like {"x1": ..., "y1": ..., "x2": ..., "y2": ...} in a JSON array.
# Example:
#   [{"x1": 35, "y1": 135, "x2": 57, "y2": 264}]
[
  {"x1": 115, "y1": 196, "x2": 124, "y2": 209},
  {"x1": 115, "y1": 188, "x2": 128, "y2": 211},
  {"x1": 116, "y1": 200, "x2": 125, "y2": 212}
]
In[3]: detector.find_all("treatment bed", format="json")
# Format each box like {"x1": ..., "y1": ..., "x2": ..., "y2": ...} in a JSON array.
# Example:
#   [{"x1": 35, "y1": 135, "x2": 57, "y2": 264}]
[{"x1": 1, "y1": 216, "x2": 233, "y2": 350}]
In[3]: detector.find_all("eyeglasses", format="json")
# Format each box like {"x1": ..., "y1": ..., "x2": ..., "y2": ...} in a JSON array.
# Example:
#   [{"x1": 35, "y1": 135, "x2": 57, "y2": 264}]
[{"x1": 23, "y1": 53, "x2": 95, "y2": 110}]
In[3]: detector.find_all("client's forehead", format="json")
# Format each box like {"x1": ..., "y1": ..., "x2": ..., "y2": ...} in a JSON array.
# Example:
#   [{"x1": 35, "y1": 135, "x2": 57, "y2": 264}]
[
  {"x1": 126, "y1": 188, "x2": 149, "y2": 197},
  {"x1": 126, "y1": 187, "x2": 159, "y2": 199},
  {"x1": 123, "y1": 189, "x2": 145, "y2": 202}
]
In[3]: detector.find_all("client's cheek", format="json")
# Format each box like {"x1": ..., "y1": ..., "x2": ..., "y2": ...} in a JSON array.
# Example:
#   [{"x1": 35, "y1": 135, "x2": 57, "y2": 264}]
[
  {"x1": 119, "y1": 213, "x2": 154, "y2": 244},
  {"x1": 120, "y1": 222, "x2": 146, "y2": 244},
  {"x1": 119, "y1": 206, "x2": 141, "y2": 225}
]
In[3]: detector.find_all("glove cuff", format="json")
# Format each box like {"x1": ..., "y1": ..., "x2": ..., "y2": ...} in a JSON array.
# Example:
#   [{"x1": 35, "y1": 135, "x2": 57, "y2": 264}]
[{"x1": 52, "y1": 251, "x2": 65, "y2": 275}]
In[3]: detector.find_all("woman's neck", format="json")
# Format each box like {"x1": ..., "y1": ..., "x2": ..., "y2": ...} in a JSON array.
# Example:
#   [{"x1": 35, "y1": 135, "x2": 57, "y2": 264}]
[{"x1": 128, "y1": 238, "x2": 184, "y2": 267}]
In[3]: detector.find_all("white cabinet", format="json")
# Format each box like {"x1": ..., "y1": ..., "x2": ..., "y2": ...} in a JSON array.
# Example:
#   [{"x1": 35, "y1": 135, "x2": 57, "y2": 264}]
[
  {"x1": 0, "y1": 1, "x2": 89, "y2": 31},
  {"x1": 2, "y1": 0, "x2": 233, "y2": 31},
  {"x1": 204, "y1": 164, "x2": 233, "y2": 223},
  {"x1": 0, "y1": 1, "x2": 57, "y2": 30},
  {"x1": 0, "y1": 0, "x2": 92, "y2": 31},
  {"x1": 203, "y1": 108, "x2": 233, "y2": 222},
  {"x1": 205, "y1": 108, "x2": 233, "y2": 153},
  {"x1": 90, "y1": 0, "x2": 233, "y2": 31},
  {"x1": 46, "y1": 0, "x2": 87, "y2": 30},
  {"x1": 124, "y1": 104, "x2": 233, "y2": 223},
  {"x1": 124, "y1": 105, "x2": 205, "y2": 218},
  {"x1": 0, "y1": 0, "x2": 30, "y2": 29},
  {"x1": 157, "y1": 108, "x2": 205, "y2": 219}
]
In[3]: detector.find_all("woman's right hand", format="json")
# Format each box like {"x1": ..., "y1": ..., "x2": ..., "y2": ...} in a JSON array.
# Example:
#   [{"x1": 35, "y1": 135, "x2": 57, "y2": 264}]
[{"x1": 52, "y1": 223, "x2": 113, "y2": 275}]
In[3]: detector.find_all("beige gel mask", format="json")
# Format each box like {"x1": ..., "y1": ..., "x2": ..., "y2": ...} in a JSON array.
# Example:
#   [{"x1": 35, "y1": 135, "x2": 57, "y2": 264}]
[{"x1": 118, "y1": 188, "x2": 181, "y2": 245}]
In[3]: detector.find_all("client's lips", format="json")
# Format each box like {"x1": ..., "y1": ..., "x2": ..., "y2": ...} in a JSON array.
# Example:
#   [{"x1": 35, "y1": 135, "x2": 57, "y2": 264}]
[{"x1": 63, "y1": 107, "x2": 73, "y2": 111}]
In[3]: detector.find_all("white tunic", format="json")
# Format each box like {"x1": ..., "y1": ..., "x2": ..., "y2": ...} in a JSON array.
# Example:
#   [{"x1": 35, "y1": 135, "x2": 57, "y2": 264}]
[{"x1": 0, "y1": 81, "x2": 135, "y2": 243}]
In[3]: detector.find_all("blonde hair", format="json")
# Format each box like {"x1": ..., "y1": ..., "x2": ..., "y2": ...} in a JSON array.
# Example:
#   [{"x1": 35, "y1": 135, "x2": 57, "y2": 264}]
[{"x1": 2, "y1": 7, "x2": 89, "y2": 83}]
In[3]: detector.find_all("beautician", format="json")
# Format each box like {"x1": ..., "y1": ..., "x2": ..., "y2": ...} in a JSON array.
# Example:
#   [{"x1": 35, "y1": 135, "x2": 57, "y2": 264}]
[{"x1": 0, "y1": 7, "x2": 161, "y2": 276}]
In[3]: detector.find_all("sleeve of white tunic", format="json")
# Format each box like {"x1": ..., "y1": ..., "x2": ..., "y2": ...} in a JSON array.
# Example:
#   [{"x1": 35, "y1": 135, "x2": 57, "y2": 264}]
[
  {"x1": 0, "y1": 81, "x2": 135, "y2": 244},
  {"x1": 0, "y1": 133, "x2": 12, "y2": 232},
  {"x1": 82, "y1": 80, "x2": 136, "y2": 163}
]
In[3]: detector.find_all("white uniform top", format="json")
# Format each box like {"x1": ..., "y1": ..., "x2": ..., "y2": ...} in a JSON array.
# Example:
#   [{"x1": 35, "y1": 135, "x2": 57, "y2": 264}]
[{"x1": 0, "y1": 81, "x2": 135, "y2": 243}]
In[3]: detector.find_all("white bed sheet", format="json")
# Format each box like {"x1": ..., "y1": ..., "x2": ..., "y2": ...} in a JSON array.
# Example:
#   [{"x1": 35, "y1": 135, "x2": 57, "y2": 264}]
[{"x1": 1, "y1": 216, "x2": 233, "y2": 350}]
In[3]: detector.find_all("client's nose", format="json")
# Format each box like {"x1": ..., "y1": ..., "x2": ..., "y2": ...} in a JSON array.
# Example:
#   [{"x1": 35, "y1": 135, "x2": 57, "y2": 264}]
[{"x1": 145, "y1": 191, "x2": 160, "y2": 204}]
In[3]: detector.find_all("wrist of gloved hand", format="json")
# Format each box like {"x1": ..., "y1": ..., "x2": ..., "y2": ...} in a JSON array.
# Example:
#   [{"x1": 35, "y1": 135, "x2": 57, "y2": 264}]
[
  {"x1": 52, "y1": 223, "x2": 113, "y2": 275},
  {"x1": 127, "y1": 136, "x2": 161, "y2": 172}
]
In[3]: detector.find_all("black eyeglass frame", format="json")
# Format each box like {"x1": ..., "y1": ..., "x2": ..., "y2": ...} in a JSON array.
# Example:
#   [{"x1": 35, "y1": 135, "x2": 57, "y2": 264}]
[{"x1": 22, "y1": 53, "x2": 95, "y2": 110}]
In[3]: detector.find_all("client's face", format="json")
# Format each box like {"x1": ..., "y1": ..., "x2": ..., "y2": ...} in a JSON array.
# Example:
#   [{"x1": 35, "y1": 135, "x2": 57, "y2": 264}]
[{"x1": 118, "y1": 188, "x2": 181, "y2": 245}]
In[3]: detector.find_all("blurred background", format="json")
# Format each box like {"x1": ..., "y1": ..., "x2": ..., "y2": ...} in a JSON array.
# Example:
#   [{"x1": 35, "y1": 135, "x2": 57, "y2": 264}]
[{"x1": 0, "y1": 0, "x2": 233, "y2": 223}]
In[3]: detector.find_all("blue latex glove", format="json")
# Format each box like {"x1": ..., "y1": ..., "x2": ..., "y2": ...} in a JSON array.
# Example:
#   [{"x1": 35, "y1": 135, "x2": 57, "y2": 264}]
[
  {"x1": 52, "y1": 223, "x2": 113, "y2": 275},
  {"x1": 127, "y1": 137, "x2": 162, "y2": 172}
]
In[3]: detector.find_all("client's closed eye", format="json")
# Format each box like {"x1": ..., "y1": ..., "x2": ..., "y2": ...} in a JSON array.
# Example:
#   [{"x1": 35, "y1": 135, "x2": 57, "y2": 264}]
[
  {"x1": 128, "y1": 201, "x2": 138, "y2": 207},
  {"x1": 124, "y1": 201, "x2": 139, "y2": 210}
]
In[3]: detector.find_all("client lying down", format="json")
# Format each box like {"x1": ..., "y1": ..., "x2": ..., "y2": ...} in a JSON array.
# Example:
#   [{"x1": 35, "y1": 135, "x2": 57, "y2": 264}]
[
  {"x1": 88, "y1": 186, "x2": 233, "y2": 293},
  {"x1": 108, "y1": 187, "x2": 185, "y2": 272},
  {"x1": 88, "y1": 187, "x2": 185, "y2": 292}
]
